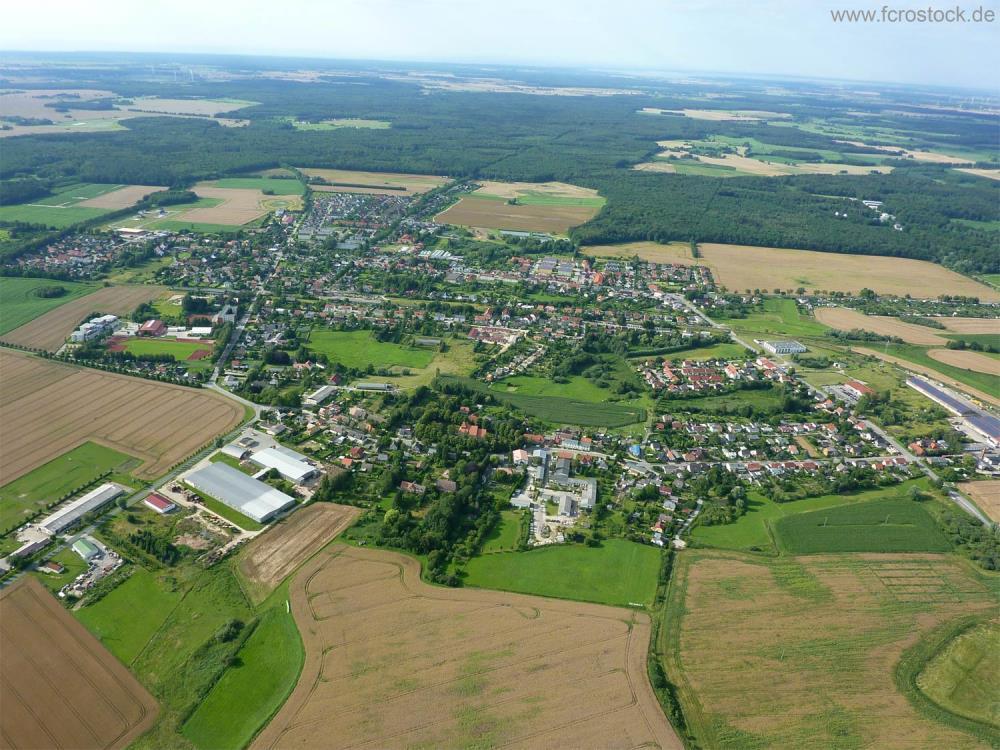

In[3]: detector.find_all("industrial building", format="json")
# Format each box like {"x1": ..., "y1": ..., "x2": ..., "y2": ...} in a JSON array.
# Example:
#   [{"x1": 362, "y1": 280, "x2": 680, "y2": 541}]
[
  {"x1": 907, "y1": 377, "x2": 1000, "y2": 447},
  {"x1": 39, "y1": 483, "x2": 123, "y2": 536},
  {"x1": 69, "y1": 314, "x2": 119, "y2": 343},
  {"x1": 144, "y1": 493, "x2": 176, "y2": 514},
  {"x1": 304, "y1": 385, "x2": 336, "y2": 406},
  {"x1": 249, "y1": 446, "x2": 318, "y2": 483},
  {"x1": 72, "y1": 538, "x2": 100, "y2": 561},
  {"x1": 184, "y1": 463, "x2": 295, "y2": 523},
  {"x1": 761, "y1": 340, "x2": 807, "y2": 355}
]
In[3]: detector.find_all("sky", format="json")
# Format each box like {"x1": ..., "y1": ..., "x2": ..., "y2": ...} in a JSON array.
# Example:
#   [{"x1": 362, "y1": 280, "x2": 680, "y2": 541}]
[{"x1": 2, "y1": 0, "x2": 998, "y2": 90}]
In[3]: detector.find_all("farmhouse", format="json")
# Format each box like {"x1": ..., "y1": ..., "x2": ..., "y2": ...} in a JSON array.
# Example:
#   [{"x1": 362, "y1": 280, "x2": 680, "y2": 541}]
[
  {"x1": 38, "y1": 483, "x2": 123, "y2": 536},
  {"x1": 249, "y1": 446, "x2": 319, "y2": 483},
  {"x1": 185, "y1": 462, "x2": 295, "y2": 524},
  {"x1": 144, "y1": 492, "x2": 176, "y2": 514}
]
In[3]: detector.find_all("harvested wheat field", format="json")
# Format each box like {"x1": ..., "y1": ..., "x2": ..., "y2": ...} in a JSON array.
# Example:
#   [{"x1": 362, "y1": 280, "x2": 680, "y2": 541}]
[
  {"x1": 77, "y1": 185, "x2": 166, "y2": 209},
  {"x1": 852, "y1": 347, "x2": 1000, "y2": 408},
  {"x1": 0, "y1": 577, "x2": 158, "y2": 750},
  {"x1": 1, "y1": 284, "x2": 164, "y2": 352},
  {"x1": 697, "y1": 244, "x2": 1000, "y2": 300},
  {"x1": 437, "y1": 198, "x2": 598, "y2": 233},
  {"x1": 927, "y1": 348, "x2": 999, "y2": 375},
  {"x1": 238, "y1": 502, "x2": 359, "y2": 602},
  {"x1": 959, "y1": 481, "x2": 1000, "y2": 524},
  {"x1": 939, "y1": 317, "x2": 1000, "y2": 334},
  {"x1": 665, "y1": 550, "x2": 998, "y2": 749},
  {"x1": 472, "y1": 180, "x2": 601, "y2": 200},
  {"x1": 0, "y1": 350, "x2": 244, "y2": 483},
  {"x1": 252, "y1": 545, "x2": 680, "y2": 750},
  {"x1": 586, "y1": 241, "x2": 695, "y2": 264},
  {"x1": 815, "y1": 307, "x2": 947, "y2": 345},
  {"x1": 299, "y1": 168, "x2": 449, "y2": 195},
  {"x1": 834, "y1": 140, "x2": 970, "y2": 164},
  {"x1": 183, "y1": 185, "x2": 272, "y2": 225}
]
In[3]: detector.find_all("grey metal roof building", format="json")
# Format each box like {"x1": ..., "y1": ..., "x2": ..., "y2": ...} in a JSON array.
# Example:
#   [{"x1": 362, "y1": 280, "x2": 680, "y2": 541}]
[{"x1": 185, "y1": 463, "x2": 295, "y2": 523}]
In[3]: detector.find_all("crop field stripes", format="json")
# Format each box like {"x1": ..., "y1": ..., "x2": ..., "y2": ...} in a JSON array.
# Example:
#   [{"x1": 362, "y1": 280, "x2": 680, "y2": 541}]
[{"x1": 867, "y1": 562, "x2": 991, "y2": 603}]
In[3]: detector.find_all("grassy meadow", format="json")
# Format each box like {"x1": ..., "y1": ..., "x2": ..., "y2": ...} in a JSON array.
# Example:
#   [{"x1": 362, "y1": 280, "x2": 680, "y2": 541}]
[
  {"x1": 464, "y1": 539, "x2": 661, "y2": 608},
  {"x1": 0, "y1": 276, "x2": 98, "y2": 334},
  {"x1": 305, "y1": 329, "x2": 435, "y2": 370}
]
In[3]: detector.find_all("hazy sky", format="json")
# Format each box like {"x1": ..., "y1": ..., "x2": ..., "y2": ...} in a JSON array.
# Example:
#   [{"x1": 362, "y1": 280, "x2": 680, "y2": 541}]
[{"x1": 3, "y1": 0, "x2": 998, "y2": 89}]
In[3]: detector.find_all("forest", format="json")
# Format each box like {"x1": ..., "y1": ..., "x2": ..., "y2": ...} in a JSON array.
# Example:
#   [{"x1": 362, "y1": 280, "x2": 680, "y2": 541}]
[{"x1": 1, "y1": 60, "x2": 998, "y2": 272}]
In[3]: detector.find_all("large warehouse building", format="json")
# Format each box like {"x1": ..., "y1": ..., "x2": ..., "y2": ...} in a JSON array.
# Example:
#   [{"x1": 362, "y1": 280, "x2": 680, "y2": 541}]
[
  {"x1": 249, "y1": 446, "x2": 318, "y2": 483},
  {"x1": 39, "y1": 483, "x2": 123, "y2": 536},
  {"x1": 184, "y1": 463, "x2": 296, "y2": 523}
]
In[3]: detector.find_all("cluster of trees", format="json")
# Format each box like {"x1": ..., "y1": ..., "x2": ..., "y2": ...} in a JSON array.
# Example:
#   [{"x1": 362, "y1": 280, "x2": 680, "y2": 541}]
[
  {"x1": 939, "y1": 511, "x2": 1000, "y2": 570},
  {"x1": 946, "y1": 338, "x2": 997, "y2": 353},
  {"x1": 127, "y1": 528, "x2": 181, "y2": 565},
  {"x1": 829, "y1": 328, "x2": 902, "y2": 343},
  {"x1": 758, "y1": 466, "x2": 885, "y2": 503}
]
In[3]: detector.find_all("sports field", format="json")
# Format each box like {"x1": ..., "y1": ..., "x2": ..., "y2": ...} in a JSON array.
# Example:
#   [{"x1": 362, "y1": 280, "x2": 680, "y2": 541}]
[
  {"x1": 660, "y1": 550, "x2": 998, "y2": 749},
  {"x1": 0, "y1": 577, "x2": 159, "y2": 750},
  {"x1": 465, "y1": 539, "x2": 661, "y2": 608},
  {"x1": 299, "y1": 168, "x2": 449, "y2": 195},
  {"x1": 0, "y1": 276, "x2": 98, "y2": 334},
  {"x1": 0, "y1": 441, "x2": 135, "y2": 532},
  {"x1": 250, "y1": 545, "x2": 680, "y2": 750},
  {"x1": 110, "y1": 336, "x2": 213, "y2": 361},
  {"x1": 0, "y1": 349, "x2": 244, "y2": 482},
  {"x1": 238, "y1": 502, "x2": 360, "y2": 602},
  {"x1": 0, "y1": 284, "x2": 164, "y2": 351},
  {"x1": 305, "y1": 329, "x2": 435, "y2": 369},
  {"x1": 436, "y1": 181, "x2": 604, "y2": 234}
]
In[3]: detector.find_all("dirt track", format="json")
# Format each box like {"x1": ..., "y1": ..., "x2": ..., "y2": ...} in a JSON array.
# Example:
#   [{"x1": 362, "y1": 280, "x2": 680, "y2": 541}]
[
  {"x1": 0, "y1": 578, "x2": 158, "y2": 749},
  {"x1": 238, "y1": 503, "x2": 360, "y2": 601},
  {"x1": 1, "y1": 285, "x2": 164, "y2": 352},
  {"x1": 0, "y1": 349, "x2": 244, "y2": 484},
  {"x1": 251, "y1": 545, "x2": 681, "y2": 750}
]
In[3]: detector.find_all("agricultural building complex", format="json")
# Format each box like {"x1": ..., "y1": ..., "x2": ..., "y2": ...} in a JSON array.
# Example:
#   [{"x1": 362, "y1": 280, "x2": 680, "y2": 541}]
[
  {"x1": 185, "y1": 462, "x2": 296, "y2": 523},
  {"x1": 761, "y1": 340, "x2": 807, "y2": 355},
  {"x1": 249, "y1": 446, "x2": 319, "y2": 483},
  {"x1": 38, "y1": 483, "x2": 123, "y2": 535}
]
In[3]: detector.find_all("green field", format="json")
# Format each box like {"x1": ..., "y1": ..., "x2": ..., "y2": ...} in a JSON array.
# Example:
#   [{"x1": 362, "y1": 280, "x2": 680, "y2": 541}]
[
  {"x1": 0, "y1": 276, "x2": 98, "y2": 334},
  {"x1": 464, "y1": 539, "x2": 661, "y2": 608},
  {"x1": 878, "y1": 343, "x2": 1000, "y2": 397},
  {"x1": 76, "y1": 568, "x2": 185, "y2": 664},
  {"x1": 481, "y1": 510, "x2": 523, "y2": 553},
  {"x1": 0, "y1": 183, "x2": 124, "y2": 228},
  {"x1": 469, "y1": 191, "x2": 605, "y2": 208},
  {"x1": 691, "y1": 479, "x2": 932, "y2": 552},
  {"x1": 916, "y1": 620, "x2": 999, "y2": 729},
  {"x1": 491, "y1": 374, "x2": 612, "y2": 402},
  {"x1": 731, "y1": 298, "x2": 829, "y2": 338},
  {"x1": 306, "y1": 329, "x2": 435, "y2": 370},
  {"x1": 119, "y1": 337, "x2": 213, "y2": 361},
  {"x1": 442, "y1": 375, "x2": 647, "y2": 427},
  {"x1": 207, "y1": 177, "x2": 305, "y2": 195},
  {"x1": 660, "y1": 386, "x2": 784, "y2": 414},
  {"x1": 660, "y1": 342, "x2": 751, "y2": 361},
  {"x1": 182, "y1": 605, "x2": 304, "y2": 750},
  {"x1": 0, "y1": 442, "x2": 136, "y2": 532},
  {"x1": 774, "y1": 498, "x2": 951, "y2": 553}
]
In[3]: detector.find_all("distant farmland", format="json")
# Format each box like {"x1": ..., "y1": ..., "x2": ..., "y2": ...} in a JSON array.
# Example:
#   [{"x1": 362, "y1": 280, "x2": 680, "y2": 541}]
[
  {"x1": 298, "y1": 168, "x2": 449, "y2": 195},
  {"x1": 1, "y1": 284, "x2": 164, "y2": 351},
  {"x1": 0, "y1": 350, "x2": 244, "y2": 483},
  {"x1": 0, "y1": 183, "x2": 146, "y2": 228},
  {"x1": 250, "y1": 545, "x2": 680, "y2": 750},
  {"x1": 0, "y1": 277, "x2": 98, "y2": 334},
  {"x1": 661, "y1": 550, "x2": 997, "y2": 749},
  {"x1": 436, "y1": 181, "x2": 604, "y2": 234},
  {"x1": 583, "y1": 241, "x2": 1000, "y2": 300},
  {"x1": 0, "y1": 578, "x2": 159, "y2": 750}
]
